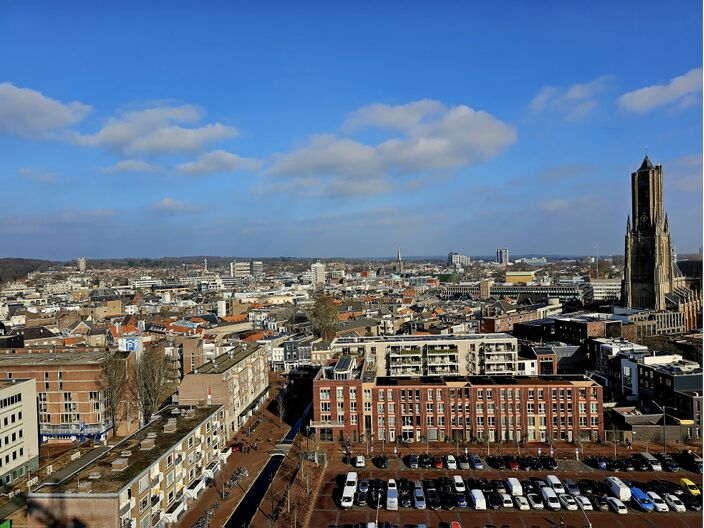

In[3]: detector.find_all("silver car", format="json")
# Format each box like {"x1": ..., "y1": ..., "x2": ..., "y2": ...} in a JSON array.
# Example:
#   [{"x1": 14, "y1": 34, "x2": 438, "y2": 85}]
[{"x1": 413, "y1": 480, "x2": 426, "y2": 510}]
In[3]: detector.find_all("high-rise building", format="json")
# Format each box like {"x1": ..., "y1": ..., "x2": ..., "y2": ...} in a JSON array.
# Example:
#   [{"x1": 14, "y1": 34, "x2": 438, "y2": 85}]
[
  {"x1": 230, "y1": 260, "x2": 265, "y2": 278},
  {"x1": 311, "y1": 261, "x2": 326, "y2": 285},
  {"x1": 623, "y1": 156, "x2": 679, "y2": 310},
  {"x1": 448, "y1": 252, "x2": 471, "y2": 268},
  {"x1": 496, "y1": 248, "x2": 509, "y2": 265},
  {"x1": 77, "y1": 257, "x2": 86, "y2": 272}
]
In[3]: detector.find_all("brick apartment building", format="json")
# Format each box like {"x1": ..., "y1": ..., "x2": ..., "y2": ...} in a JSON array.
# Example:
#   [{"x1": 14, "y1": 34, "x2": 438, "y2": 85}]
[
  {"x1": 312, "y1": 356, "x2": 604, "y2": 445},
  {"x1": 0, "y1": 351, "x2": 139, "y2": 442},
  {"x1": 480, "y1": 309, "x2": 541, "y2": 333},
  {"x1": 178, "y1": 345, "x2": 269, "y2": 440},
  {"x1": 28, "y1": 404, "x2": 225, "y2": 528}
]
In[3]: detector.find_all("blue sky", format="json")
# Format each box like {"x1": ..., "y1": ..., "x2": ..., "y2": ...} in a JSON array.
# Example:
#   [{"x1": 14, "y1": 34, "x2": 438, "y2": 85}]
[{"x1": 0, "y1": 1, "x2": 701, "y2": 260}]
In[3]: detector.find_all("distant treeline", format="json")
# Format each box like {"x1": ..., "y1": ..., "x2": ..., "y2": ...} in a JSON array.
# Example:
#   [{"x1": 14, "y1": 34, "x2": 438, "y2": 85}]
[{"x1": 0, "y1": 258, "x2": 56, "y2": 284}]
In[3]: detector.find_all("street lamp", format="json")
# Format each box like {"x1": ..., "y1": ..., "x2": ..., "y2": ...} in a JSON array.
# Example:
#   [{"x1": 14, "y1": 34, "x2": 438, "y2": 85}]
[
  {"x1": 651, "y1": 402, "x2": 671, "y2": 454},
  {"x1": 306, "y1": 425, "x2": 310, "y2": 451}
]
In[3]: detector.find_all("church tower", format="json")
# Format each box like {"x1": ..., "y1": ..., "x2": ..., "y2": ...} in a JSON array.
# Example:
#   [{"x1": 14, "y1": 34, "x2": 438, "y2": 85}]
[{"x1": 622, "y1": 155, "x2": 675, "y2": 310}]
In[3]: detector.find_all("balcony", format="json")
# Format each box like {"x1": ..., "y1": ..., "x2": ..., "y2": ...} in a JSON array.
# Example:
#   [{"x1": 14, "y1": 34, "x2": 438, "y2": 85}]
[
  {"x1": 389, "y1": 348, "x2": 421, "y2": 356},
  {"x1": 119, "y1": 498, "x2": 135, "y2": 516}
]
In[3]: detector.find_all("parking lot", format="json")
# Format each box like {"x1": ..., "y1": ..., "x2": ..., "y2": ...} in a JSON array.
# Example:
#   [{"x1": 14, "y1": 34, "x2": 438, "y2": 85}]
[{"x1": 313, "y1": 450, "x2": 703, "y2": 528}]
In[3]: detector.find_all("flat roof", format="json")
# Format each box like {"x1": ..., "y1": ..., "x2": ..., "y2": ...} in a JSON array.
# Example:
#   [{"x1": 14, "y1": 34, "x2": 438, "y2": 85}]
[
  {"x1": 34, "y1": 404, "x2": 221, "y2": 494},
  {"x1": 373, "y1": 375, "x2": 598, "y2": 387},
  {"x1": 194, "y1": 346, "x2": 259, "y2": 375},
  {"x1": 334, "y1": 333, "x2": 515, "y2": 345},
  {"x1": 0, "y1": 351, "x2": 110, "y2": 366},
  {"x1": 0, "y1": 378, "x2": 33, "y2": 390}
]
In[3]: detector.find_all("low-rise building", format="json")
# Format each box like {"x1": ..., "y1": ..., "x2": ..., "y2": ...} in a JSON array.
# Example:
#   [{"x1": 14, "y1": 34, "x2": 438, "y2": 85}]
[{"x1": 28, "y1": 404, "x2": 225, "y2": 528}]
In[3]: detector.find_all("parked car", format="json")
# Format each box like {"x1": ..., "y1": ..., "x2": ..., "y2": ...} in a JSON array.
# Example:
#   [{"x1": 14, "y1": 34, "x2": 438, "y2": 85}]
[
  {"x1": 491, "y1": 479, "x2": 506, "y2": 493},
  {"x1": 530, "y1": 477, "x2": 548, "y2": 489},
  {"x1": 486, "y1": 456, "x2": 505, "y2": 469},
  {"x1": 486, "y1": 490, "x2": 502, "y2": 509},
  {"x1": 456, "y1": 494, "x2": 468, "y2": 508},
  {"x1": 469, "y1": 454, "x2": 484, "y2": 470},
  {"x1": 680, "y1": 493, "x2": 703, "y2": 511},
  {"x1": 577, "y1": 479, "x2": 596, "y2": 495},
  {"x1": 540, "y1": 487, "x2": 561, "y2": 511},
  {"x1": 506, "y1": 477, "x2": 523, "y2": 496},
  {"x1": 680, "y1": 478, "x2": 701, "y2": 496},
  {"x1": 355, "y1": 490, "x2": 368, "y2": 506},
  {"x1": 375, "y1": 455, "x2": 388, "y2": 469},
  {"x1": 559, "y1": 494, "x2": 578, "y2": 511},
  {"x1": 607, "y1": 497, "x2": 628, "y2": 514},
  {"x1": 445, "y1": 455, "x2": 457, "y2": 470},
  {"x1": 630, "y1": 487, "x2": 654, "y2": 512},
  {"x1": 419, "y1": 454, "x2": 432, "y2": 469},
  {"x1": 469, "y1": 489, "x2": 486, "y2": 510},
  {"x1": 413, "y1": 481, "x2": 426, "y2": 510},
  {"x1": 646, "y1": 491, "x2": 669, "y2": 512},
  {"x1": 354, "y1": 455, "x2": 366, "y2": 468},
  {"x1": 407, "y1": 455, "x2": 419, "y2": 469},
  {"x1": 514, "y1": 495, "x2": 530, "y2": 510},
  {"x1": 546, "y1": 475, "x2": 565, "y2": 494},
  {"x1": 590, "y1": 494, "x2": 609, "y2": 511},
  {"x1": 575, "y1": 495, "x2": 592, "y2": 511},
  {"x1": 505, "y1": 456, "x2": 519, "y2": 471},
  {"x1": 657, "y1": 453, "x2": 680, "y2": 472},
  {"x1": 664, "y1": 493, "x2": 686, "y2": 512},
  {"x1": 433, "y1": 456, "x2": 444, "y2": 469},
  {"x1": 386, "y1": 479, "x2": 399, "y2": 511},
  {"x1": 457, "y1": 455, "x2": 470, "y2": 470},
  {"x1": 453, "y1": 475, "x2": 466, "y2": 494},
  {"x1": 526, "y1": 492, "x2": 544, "y2": 509},
  {"x1": 499, "y1": 492, "x2": 513, "y2": 508},
  {"x1": 358, "y1": 479, "x2": 369, "y2": 493},
  {"x1": 564, "y1": 479, "x2": 580, "y2": 496}
]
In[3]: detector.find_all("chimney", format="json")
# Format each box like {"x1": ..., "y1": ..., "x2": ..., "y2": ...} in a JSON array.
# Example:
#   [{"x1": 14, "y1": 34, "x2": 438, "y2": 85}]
[
  {"x1": 163, "y1": 420, "x2": 177, "y2": 434},
  {"x1": 111, "y1": 458, "x2": 129, "y2": 472},
  {"x1": 140, "y1": 438, "x2": 156, "y2": 450}
]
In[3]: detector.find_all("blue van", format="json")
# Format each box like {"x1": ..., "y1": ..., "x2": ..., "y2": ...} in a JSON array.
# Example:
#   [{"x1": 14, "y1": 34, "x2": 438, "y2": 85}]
[{"x1": 631, "y1": 487, "x2": 654, "y2": 512}]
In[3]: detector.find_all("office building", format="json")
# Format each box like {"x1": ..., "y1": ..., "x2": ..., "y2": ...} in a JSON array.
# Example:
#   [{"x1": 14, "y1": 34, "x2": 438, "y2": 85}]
[
  {"x1": 448, "y1": 252, "x2": 471, "y2": 268},
  {"x1": 77, "y1": 257, "x2": 86, "y2": 272},
  {"x1": 496, "y1": 248, "x2": 509, "y2": 265}
]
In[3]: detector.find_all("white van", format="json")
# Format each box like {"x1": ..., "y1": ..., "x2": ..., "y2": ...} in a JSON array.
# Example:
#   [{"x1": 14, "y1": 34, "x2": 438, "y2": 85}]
[
  {"x1": 341, "y1": 485, "x2": 355, "y2": 508},
  {"x1": 541, "y1": 486, "x2": 561, "y2": 511},
  {"x1": 638, "y1": 452, "x2": 662, "y2": 471},
  {"x1": 546, "y1": 475, "x2": 565, "y2": 494},
  {"x1": 345, "y1": 472, "x2": 358, "y2": 489},
  {"x1": 506, "y1": 477, "x2": 523, "y2": 496},
  {"x1": 470, "y1": 489, "x2": 486, "y2": 510},
  {"x1": 605, "y1": 476, "x2": 631, "y2": 502}
]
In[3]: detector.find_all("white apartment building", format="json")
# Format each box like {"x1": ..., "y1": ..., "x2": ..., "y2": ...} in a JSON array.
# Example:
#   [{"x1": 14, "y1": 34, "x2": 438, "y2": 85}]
[
  {"x1": 311, "y1": 262, "x2": 326, "y2": 285},
  {"x1": 331, "y1": 334, "x2": 518, "y2": 377},
  {"x1": 0, "y1": 379, "x2": 39, "y2": 486},
  {"x1": 28, "y1": 405, "x2": 225, "y2": 528}
]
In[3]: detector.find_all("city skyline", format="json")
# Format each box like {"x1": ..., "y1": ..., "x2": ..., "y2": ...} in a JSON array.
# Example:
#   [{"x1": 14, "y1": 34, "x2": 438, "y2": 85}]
[{"x1": 1, "y1": 1, "x2": 702, "y2": 259}]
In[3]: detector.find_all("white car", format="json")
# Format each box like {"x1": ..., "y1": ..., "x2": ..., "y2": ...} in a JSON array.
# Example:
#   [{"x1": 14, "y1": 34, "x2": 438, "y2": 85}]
[
  {"x1": 647, "y1": 491, "x2": 669, "y2": 512},
  {"x1": 354, "y1": 455, "x2": 366, "y2": 468},
  {"x1": 607, "y1": 497, "x2": 628, "y2": 514},
  {"x1": 386, "y1": 479, "x2": 398, "y2": 511},
  {"x1": 500, "y1": 492, "x2": 513, "y2": 508},
  {"x1": 664, "y1": 493, "x2": 686, "y2": 513},
  {"x1": 559, "y1": 493, "x2": 578, "y2": 511},
  {"x1": 514, "y1": 495, "x2": 530, "y2": 510},
  {"x1": 452, "y1": 475, "x2": 466, "y2": 493},
  {"x1": 445, "y1": 455, "x2": 457, "y2": 469},
  {"x1": 575, "y1": 495, "x2": 592, "y2": 511},
  {"x1": 526, "y1": 493, "x2": 544, "y2": 510}
]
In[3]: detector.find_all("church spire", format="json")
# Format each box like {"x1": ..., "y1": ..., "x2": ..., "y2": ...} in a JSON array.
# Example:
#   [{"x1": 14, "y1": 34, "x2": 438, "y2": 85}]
[
  {"x1": 664, "y1": 213, "x2": 669, "y2": 232},
  {"x1": 626, "y1": 214, "x2": 631, "y2": 233}
]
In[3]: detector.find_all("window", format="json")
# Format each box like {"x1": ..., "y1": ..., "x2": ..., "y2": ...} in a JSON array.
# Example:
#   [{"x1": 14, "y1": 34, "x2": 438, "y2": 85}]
[
  {"x1": 336, "y1": 388, "x2": 344, "y2": 399},
  {"x1": 140, "y1": 497, "x2": 148, "y2": 513},
  {"x1": 349, "y1": 388, "x2": 356, "y2": 400},
  {"x1": 139, "y1": 476, "x2": 149, "y2": 493},
  {"x1": 319, "y1": 388, "x2": 330, "y2": 401}
]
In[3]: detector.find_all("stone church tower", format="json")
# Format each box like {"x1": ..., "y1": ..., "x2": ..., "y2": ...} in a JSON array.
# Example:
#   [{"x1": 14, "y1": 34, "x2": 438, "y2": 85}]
[{"x1": 622, "y1": 155, "x2": 677, "y2": 310}]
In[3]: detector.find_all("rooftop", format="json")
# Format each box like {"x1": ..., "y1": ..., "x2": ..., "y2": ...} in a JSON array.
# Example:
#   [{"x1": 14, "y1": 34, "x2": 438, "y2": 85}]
[
  {"x1": 0, "y1": 350, "x2": 110, "y2": 366},
  {"x1": 194, "y1": 346, "x2": 259, "y2": 375},
  {"x1": 373, "y1": 374, "x2": 598, "y2": 387},
  {"x1": 33, "y1": 404, "x2": 220, "y2": 494},
  {"x1": 333, "y1": 333, "x2": 515, "y2": 345}
]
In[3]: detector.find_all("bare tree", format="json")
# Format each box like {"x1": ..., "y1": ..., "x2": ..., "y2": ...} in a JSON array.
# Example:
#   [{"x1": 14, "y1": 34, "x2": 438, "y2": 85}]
[
  {"x1": 310, "y1": 295, "x2": 338, "y2": 341},
  {"x1": 277, "y1": 390, "x2": 285, "y2": 428},
  {"x1": 99, "y1": 354, "x2": 128, "y2": 438},
  {"x1": 130, "y1": 348, "x2": 176, "y2": 425}
]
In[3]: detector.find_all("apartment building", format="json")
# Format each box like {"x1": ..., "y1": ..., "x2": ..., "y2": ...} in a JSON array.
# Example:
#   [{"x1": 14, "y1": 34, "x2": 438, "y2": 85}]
[
  {"x1": 330, "y1": 334, "x2": 518, "y2": 377},
  {"x1": 0, "y1": 379, "x2": 39, "y2": 486},
  {"x1": 312, "y1": 356, "x2": 604, "y2": 444},
  {"x1": 178, "y1": 345, "x2": 269, "y2": 440},
  {"x1": 0, "y1": 351, "x2": 138, "y2": 442},
  {"x1": 28, "y1": 404, "x2": 225, "y2": 528}
]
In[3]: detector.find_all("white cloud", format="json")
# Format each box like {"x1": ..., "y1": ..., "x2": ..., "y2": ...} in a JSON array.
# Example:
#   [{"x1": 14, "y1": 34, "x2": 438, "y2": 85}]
[
  {"x1": 268, "y1": 100, "x2": 516, "y2": 196},
  {"x1": 72, "y1": 105, "x2": 237, "y2": 156},
  {"x1": 668, "y1": 153, "x2": 703, "y2": 193},
  {"x1": 151, "y1": 197, "x2": 198, "y2": 214},
  {"x1": 19, "y1": 167, "x2": 59, "y2": 184},
  {"x1": 176, "y1": 150, "x2": 262, "y2": 175},
  {"x1": 530, "y1": 76, "x2": 612, "y2": 121},
  {"x1": 0, "y1": 82, "x2": 90, "y2": 138},
  {"x1": 101, "y1": 159, "x2": 161, "y2": 174},
  {"x1": 538, "y1": 199, "x2": 570, "y2": 212},
  {"x1": 618, "y1": 68, "x2": 702, "y2": 113}
]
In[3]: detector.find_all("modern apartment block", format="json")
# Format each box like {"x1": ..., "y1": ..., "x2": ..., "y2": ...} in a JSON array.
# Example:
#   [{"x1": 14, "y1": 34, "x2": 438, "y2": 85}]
[
  {"x1": 28, "y1": 404, "x2": 225, "y2": 528},
  {"x1": 178, "y1": 345, "x2": 269, "y2": 440},
  {"x1": 312, "y1": 356, "x2": 604, "y2": 444},
  {"x1": 0, "y1": 379, "x2": 39, "y2": 486},
  {"x1": 0, "y1": 351, "x2": 138, "y2": 442},
  {"x1": 330, "y1": 334, "x2": 519, "y2": 377}
]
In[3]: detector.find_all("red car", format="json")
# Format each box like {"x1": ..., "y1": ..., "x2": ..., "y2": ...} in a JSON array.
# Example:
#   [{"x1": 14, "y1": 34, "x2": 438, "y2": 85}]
[
  {"x1": 434, "y1": 456, "x2": 444, "y2": 469},
  {"x1": 506, "y1": 456, "x2": 519, "y2": 471}
]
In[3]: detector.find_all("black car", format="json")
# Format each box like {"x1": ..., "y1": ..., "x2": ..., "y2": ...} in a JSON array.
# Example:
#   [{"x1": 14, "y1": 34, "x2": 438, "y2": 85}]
[
  {"x1": 375, "y1": 455, "x2": 389, "y2": 469},
  {"x1": 486, "y1": 456, "x2": 505, "y2": 469},
  {"x1": 529, "y1": 476, "x2": 548, "y2": 489},
  {"x1": 544, "y1": 456, "x2": 559, "y2": 470},
  {"x1": 426, "y1": 489, "x2": 442, "y2": 510},
  {"x1": 518, "y1": 456, "x2": 533, "y2": 470},
  {"x1": 521, "y1": 480, "x2": 535, "y2": 494},
  {"x1": 407, "y1": 455, "x2": 419, "y2": 469},
  {"x1": 368, "y1": 487, "x2": 383, "y2": 508},
  {"x1": 681, "y1": 493, "x2": 703, "y2": 511},
  {"x1": 441, "y1": 493, "x2": 456, "y2": 510},
  {"x1": 418, "y1": 454, "x2": 433, "y2": 469},
  {"x1": 590, "y1": 494, "x2": 609, "y2": 511},
  {"x1": 479, "y1": 478, "x2": 492, "y2": 493},
  {"x1": 629, "y1": 457, "x2": 650, "y2": 472},
  {"x1": 491, "y1": 479, "x2": 507, "y2": 493},
  {"x1": 486, "y1": 490, "x2": 503, "y2": 509},
  {"x1": 607, "y1": 458, "x2": 624, "y2": 471},
  {"x1": 622, "y1": 458, "x2": 635, "y2": 472},
  {"x1": 355, "y1": 490, "x2": 368, "y2": 506},
  {"x1": 577, "y1": 479, "x2": 596, "y2": 495},
  {"x1": 466, "y1": 477, "x2": 481, "y2": 490}
]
